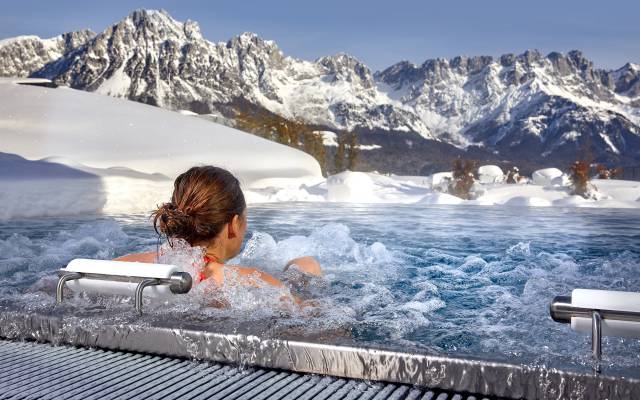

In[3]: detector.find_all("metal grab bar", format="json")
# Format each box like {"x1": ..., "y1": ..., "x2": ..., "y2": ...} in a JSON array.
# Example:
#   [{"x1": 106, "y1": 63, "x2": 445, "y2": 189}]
[
  {"x1": 56, "y1": 272, "x2": 82, "y2": 303},
  {"x1": 56, "y1": 270, "x2": 192, "y2": 314},
  {"x1": 550, "y1": 295, "x2": 640, "y2": 323},
  {"x1": 549, "y1": 295, "x2": 640, "y2": 373},
  {"x1": 135, "y1": 279, "x2": 161, "y2": 314}
]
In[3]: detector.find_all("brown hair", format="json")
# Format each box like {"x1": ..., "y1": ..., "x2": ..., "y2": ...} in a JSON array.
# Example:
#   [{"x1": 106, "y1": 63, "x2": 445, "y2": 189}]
[{"x1": 152, "y1": 166, "x2": 246, "y2": 245}]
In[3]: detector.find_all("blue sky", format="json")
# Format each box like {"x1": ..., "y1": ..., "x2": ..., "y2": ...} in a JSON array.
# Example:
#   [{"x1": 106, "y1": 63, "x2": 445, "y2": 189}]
[{"x1": 1, "y1": 0, "x2": 638, "y2": 71}]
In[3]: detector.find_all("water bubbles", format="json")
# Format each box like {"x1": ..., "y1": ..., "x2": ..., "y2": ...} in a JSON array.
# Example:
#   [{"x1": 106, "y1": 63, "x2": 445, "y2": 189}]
[
  {"x1": 506, "y1": 241, "x2": 532, "y2": 258},
  {"x1": 1, "y1": 204, "x2": 640, "y2": 377},
  {"x1": 240, "y1": 231, "x2": 277, "y2": 260}
]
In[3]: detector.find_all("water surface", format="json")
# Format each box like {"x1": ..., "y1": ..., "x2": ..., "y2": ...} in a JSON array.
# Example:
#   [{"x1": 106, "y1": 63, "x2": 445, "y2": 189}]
[{"x1": 1, "y1": 203, "x2": 639, "y2": 377}]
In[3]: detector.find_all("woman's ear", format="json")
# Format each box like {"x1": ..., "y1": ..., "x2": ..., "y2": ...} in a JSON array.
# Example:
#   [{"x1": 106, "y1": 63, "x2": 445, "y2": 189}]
[{"x1": 228, "y1": 214, "x2": 240, "y2": 239}]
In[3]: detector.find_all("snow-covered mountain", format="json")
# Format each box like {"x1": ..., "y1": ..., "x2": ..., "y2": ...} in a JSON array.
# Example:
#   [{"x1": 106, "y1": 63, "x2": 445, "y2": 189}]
[
  {"x1": 2, "y1": 9, "x2": 639, "y2": 174},
  {"x1": 0, "y1": 30, "x2": 94, "y2": 77}
]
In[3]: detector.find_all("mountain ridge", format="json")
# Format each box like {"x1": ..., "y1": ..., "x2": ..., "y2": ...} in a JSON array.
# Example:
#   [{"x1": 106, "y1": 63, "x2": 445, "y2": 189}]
[{"x1": 1, "y1": 8, "x2": 639, "y2": 175}]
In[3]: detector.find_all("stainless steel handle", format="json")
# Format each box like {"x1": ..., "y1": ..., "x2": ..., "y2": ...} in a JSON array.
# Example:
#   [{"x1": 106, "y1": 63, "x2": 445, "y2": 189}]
[
  {"x1": 56, "y1": 272, "x2": 82, "y2": 303},
  {"x1": 55, "y1": 269, "x2": 193, "y2": 314},
  {"x1": 549, "y1": 294, "x2": 640, "y2": 373}
]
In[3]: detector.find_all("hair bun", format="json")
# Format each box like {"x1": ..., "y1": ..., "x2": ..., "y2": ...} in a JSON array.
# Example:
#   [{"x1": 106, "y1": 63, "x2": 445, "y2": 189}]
[{"x1": 156, "y1": 202, "x2": 196, "y2": 239}]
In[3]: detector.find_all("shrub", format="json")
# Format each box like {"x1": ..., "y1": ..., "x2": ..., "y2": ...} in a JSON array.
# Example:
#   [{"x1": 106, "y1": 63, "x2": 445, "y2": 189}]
[
  {"x1": 346, "y1": 133, "x2": 359, "y2": 171},
  {"x1": 595, "y1": 164, "x2": 623, "y2": 179},
  {"x1": 448, "y1": 158, "x2": 478, "y2": 200},
  {"x1": 569, "y1": 160, "x2": 592, "y2": 197},
  {"x1": 505, "y1": 166, "x2": 521, "y2": 184}
]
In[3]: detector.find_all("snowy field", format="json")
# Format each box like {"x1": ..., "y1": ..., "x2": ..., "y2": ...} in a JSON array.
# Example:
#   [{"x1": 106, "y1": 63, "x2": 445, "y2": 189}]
[{"x1": 1, "y1": 79, "x2": 639, "y2": 219}]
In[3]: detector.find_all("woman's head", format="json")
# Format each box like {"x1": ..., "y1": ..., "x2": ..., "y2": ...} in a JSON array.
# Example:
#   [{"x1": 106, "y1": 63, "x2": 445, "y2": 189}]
[{"x1": 153, "y1": 166, "x2": 247, "y2": 256}]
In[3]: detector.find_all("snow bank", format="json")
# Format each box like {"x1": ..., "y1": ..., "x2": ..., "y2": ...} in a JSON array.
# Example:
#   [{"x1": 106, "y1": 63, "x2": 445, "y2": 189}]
[
  {"x1": 1, "y1": 81, "x2": 638, "y2": 218},
  {"x1": 245, "y1": 170, "x2": 638, "y2": 209},
  {"x1": 0, "y1": 80, "x2": 321, "y2": 185},
  {"x1": 0, "y1": 152, "x2": 174, "y2": 219},
  {"x1": 428, "y1": 171, "x2": 453, "y2": 186},
  {"x1": 478, "y1": 165, "x2": 503, "y2": 183},
  {"x1": 2, "y1": 156, "x2": 639, "y2": 219},
  {"x1": 327, "y1": 171, "x2": 375, "y2": 202},
  {"x1": 0, "y1": 178, "x2": 106, "y2": 219},
  {"x1": 503, "y1": 196, "x2": 552, "y2": 207},
  {"x1": 532, "y1": 168, "x2": 563, "y2": 186},
  {"x1": 417, "y1": 192, "x2": 464, "y2": 205}
]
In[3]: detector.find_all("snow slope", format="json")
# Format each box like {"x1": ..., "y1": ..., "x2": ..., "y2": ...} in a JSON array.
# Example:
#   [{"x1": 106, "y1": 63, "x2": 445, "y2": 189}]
[
  {"x1": 0, "y1": 80, "x2": 322, "y2": 185},
  {"x1": 246, "y1": 170, "x2": 639, "y2": 209},
  {"x1": 1, "y1": 80, "x2": 638, "y2": 220}
]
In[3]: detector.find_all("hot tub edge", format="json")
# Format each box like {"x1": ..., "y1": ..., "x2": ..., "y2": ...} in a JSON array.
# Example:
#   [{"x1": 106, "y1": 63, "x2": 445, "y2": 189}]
[{"x1": 0, "y1": 311, "x2": 638, "y2": 399}]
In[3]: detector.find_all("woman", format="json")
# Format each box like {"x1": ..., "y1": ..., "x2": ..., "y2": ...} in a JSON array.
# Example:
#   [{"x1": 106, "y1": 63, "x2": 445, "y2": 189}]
[{"x1": 115, "y1": 165, "x2": 322, "y2": 296}]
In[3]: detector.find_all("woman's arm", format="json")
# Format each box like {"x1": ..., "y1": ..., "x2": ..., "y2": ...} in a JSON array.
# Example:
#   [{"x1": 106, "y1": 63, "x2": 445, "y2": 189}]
[
  {"x1": 228, "y1": 266, "x2": 305, "y2": 305},
  {"x1": 284, "y1": 256, "x2": 323, "y2": 276},
  {"x1": 113, "y1": 252, "x2": 156, "y2": 262}
]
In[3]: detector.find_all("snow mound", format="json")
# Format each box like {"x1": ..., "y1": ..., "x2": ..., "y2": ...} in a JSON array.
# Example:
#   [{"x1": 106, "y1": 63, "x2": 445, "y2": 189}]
[
  {"x1": 0, "y1": 81, "x2": 321, "y2": 185},
  {"x1": 428, "y1": 171, "x2": 453, "y2": 187},
  {"x1": 478, "y1": 165, "x2": 504, "y2": 183},
  {"x1": 503, "y1": 196, "x2": 552, "y2": 207},
  {"x1": 532, "y1": 168, "x2": 563, "y2": 186},
  {"x1": 418, "y1": 192, "x2": 464, "y2": 205},
  {"x1": 327, "y1": 171, "x2": 375, "y2": 202},
  {"x1": 0, "y1": 179, "x2": 106, "y2": 219},
  {"x1": 550, "y1": 174, "x2": 571, "y2": 187},
  {"x1": 552, "y1": 196, "x2": 592, "y2": 207}
]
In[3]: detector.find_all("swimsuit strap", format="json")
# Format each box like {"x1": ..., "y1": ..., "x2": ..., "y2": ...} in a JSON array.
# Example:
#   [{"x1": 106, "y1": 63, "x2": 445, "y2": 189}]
[{"x1": 198, "y1": 254, "x2": 221, "y2": 283}]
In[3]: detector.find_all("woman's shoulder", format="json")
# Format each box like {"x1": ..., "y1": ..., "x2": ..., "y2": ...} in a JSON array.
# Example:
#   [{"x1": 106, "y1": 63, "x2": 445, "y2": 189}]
[{"x1": 226, "y1": 265, "x2": 284, "y2": 288}]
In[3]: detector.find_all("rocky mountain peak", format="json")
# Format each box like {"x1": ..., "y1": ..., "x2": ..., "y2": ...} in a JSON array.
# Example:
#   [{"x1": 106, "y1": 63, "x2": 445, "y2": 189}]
[
  {"x1": 109, "y1": 8, "x2": 200, "y2": 45},
  {"x1": 0, "y1": 30, "x2": 94, "y2": 77},
  {"x1": 613, "y1": 62, "x2": 640, "y2": 97},
  {"x1": 60, "y1": 29, "x2": 96, "y2": 52},
  {"x1": 317, "y1": 52, "x2": 374, "y2": 88},
  {"x1": 227, "y1": 32, "x2": 283, "y2": 61},
  {"x1": 375, "y1": 61, "x2": 421, "y2": 88}
]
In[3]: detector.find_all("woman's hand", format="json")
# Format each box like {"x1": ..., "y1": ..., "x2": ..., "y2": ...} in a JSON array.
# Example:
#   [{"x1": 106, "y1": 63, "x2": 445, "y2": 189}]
[{"x1": 284, "y1": 256, "x2": 323, "y2": 277}]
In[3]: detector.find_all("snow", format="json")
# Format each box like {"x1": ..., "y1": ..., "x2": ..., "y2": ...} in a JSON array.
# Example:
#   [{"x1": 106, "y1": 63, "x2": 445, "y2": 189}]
[
  {"x1": 327, "y1": 171, "x2": 375, "y2": 202},
  {"x1": 317, "y1": 130, "x2": 338, "y2": 146},
  {"x1": 3, "y1": 155, "x2": 639, "y2": 220},
  {"x1": 503, "y1": 196, "x2": 552, "y2": 207},
  {"x1": 532, "y1": 168, "x2": 564, "y2": 186},
  {"x1": 96, "y1": 62, "x2": 133, "y2": 97},
  {"x1": 600, "y1": 133, "x2": 620, "y2": 154},
  {"x1": 478, "y1": 165, "x2": 503, "y2": 183},
  {"x1": 0, "y1": 178, "x2": 107, "y2": 219},
  {"x1": 1, "y1": 81, "x2": 639, "y2": 220},
  {"x1": 0, "y1": 77, "x2": 53, "y2": 85},
  {"x1": 0, "y1": 80, "x2": 321, "y2": 185},
  {"x1": 245, "y1": 170, "x2": 639, "y2": 209},
  {"x1": 0, "y1": 35, "x2": 41, "y2": 46},
  {"x1": 357, "y1": 144, "x2": 382, "y2": 150},
  {"x1": 417, "y1": 192, "x2": 464, "y2": 205},
  {"x1": 428, "y1": 172, "x2": 453, "y2": 186},
  {"x1": 314, "y1": 131, "x2": 380, "y2": 150},
  {"x1": 532, "y1": 65, "x2": 640, "y2": 125}
]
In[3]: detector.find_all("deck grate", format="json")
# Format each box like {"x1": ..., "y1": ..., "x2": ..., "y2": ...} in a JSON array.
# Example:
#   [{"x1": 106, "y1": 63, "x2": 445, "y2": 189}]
[{"x1": 0, "y1": 340, "x2": 499, "y2": 400}]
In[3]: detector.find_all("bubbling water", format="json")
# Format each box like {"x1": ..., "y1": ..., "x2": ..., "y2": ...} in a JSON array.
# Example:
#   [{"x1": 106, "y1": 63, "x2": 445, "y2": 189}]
[{"x1": 1, "y1": 204, "x2": 640, "y2": 377}]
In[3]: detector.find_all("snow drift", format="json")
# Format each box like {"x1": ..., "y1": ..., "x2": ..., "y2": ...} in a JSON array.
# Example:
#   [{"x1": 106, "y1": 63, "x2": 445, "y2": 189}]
[{"x1": 0, "y1": 80, "x2": 322, "y2": 185}]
